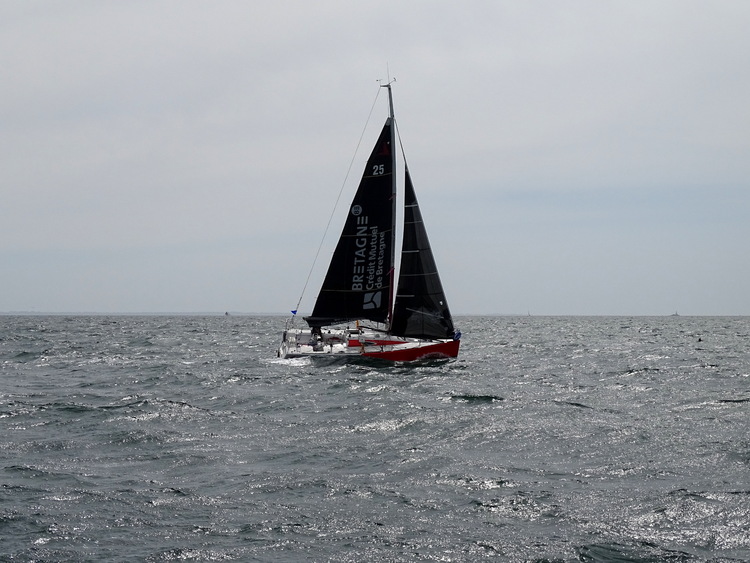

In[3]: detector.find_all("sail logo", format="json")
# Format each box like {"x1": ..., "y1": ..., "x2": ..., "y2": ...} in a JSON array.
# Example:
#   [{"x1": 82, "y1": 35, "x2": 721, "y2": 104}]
[
  {"x1": 351, "y1": 213, "x2": 386, "y2": 307},
  {"x1": 352, "y1": 214, "x2": 369, "y2": 291},
  {"x1": 363, "y1": 291, "x2": 382, "y2": 310}
]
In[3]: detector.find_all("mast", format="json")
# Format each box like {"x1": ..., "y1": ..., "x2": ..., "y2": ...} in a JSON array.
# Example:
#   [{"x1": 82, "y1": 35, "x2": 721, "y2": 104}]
[
  {"x1": 382, "y1": 81, "x2": 397, "y2": 329},
  {"x1": 383, "y1": 81, "x2": 395, "y2": 121}
]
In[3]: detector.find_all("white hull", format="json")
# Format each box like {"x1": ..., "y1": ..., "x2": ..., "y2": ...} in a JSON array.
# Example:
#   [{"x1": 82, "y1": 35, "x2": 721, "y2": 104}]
[{"x1": 277, "y1": 327, "x2": 459, "y2": 361}]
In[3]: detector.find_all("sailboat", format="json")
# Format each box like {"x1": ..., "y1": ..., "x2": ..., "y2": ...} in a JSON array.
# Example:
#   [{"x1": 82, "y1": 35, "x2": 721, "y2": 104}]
[{"x1": 278, "y1": 82, "x2": 460, "y2": 362}]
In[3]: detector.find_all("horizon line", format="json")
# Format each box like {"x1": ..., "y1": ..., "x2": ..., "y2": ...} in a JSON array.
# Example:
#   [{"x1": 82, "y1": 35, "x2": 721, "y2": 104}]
[{"x1": 2, "y1": 311, "x2": 747, "y2": 318}]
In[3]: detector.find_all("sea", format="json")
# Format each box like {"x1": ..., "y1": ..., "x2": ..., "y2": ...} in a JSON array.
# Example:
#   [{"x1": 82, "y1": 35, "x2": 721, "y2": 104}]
[{"x1": 1, "y1": 315, "x2": 748, "y2": 562}]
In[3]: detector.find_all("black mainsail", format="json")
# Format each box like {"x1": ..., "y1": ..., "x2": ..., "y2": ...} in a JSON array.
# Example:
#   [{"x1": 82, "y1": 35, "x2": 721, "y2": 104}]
[
  {"x1": 390, "y1": 168, "x2": 456, "y2": 340},
  {"x1": 305, "y1": 120, "x2": 396, "y2": 327}
]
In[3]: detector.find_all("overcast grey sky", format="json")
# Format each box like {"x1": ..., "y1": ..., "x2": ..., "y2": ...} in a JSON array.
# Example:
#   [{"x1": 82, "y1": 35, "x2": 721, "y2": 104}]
[{"x1": 2, "y1": 1, "x2": 749, "y2": 315}]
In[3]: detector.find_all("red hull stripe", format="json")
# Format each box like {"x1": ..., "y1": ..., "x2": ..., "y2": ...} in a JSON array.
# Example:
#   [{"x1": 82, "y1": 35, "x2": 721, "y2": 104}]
[{"x1": 362, "y1": 339, "x2": 460, "y2": 362}]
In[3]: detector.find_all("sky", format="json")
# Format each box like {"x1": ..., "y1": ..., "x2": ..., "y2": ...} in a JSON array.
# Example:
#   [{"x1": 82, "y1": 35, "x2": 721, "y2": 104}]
[{"x1": 2, "y1": 1, "x2": 749, "y2": 316}]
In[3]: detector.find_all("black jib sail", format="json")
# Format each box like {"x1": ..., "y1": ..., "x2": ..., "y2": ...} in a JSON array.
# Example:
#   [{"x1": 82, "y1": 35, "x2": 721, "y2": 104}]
[
  {"x1": 390, "y1": 168, "x2": 455, "y2": 340},
  {"x1": 305, "y1": 119, "x2": 396, "y2": 327}
]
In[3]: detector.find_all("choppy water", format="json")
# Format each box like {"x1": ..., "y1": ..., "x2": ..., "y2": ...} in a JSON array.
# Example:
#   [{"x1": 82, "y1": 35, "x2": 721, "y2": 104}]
[{"x1": 1, "y1": 315, "x2": 748, "y2": 562}]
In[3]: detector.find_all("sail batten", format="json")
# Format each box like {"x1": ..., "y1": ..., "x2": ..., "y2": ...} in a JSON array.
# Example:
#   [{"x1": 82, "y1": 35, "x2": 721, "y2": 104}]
[{"x1": 399, "y1": 271, "x2": 439, "y2": 276}]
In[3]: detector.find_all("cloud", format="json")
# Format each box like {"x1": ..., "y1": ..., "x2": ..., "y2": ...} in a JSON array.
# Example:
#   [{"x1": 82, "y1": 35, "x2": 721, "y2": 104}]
[{"x1": 1, "y1": 1, "x2": 749, "y2": 314}]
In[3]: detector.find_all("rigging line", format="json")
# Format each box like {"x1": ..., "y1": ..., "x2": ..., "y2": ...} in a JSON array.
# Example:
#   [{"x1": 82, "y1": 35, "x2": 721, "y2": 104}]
[
  {"x1": 290, "y1": 86, "x2": 384, "y2": 323},
  {"x1": 394, "y1": 117, "x2": 409, "y2": 172}
]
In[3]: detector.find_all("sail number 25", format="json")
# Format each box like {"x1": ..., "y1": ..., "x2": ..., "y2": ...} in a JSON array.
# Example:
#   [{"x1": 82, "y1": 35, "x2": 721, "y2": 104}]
[{"x1": 372, "y1": 164, "x2": 385, "y2": 176}]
